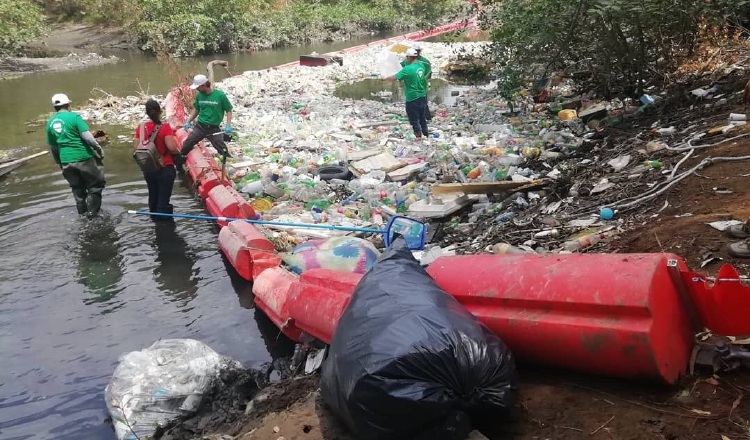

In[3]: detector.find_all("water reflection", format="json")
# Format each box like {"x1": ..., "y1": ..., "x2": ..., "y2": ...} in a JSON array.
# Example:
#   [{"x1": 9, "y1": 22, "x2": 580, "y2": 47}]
[
  {"x1": 335, "y1": 78, "x2": 451, "y2": 105},
  {"x1": 75, "y1": 215, "x2": 124, "y2": 304},
  {"x1": 153, "y1": 220, "x2": 199, "y2": 303}
]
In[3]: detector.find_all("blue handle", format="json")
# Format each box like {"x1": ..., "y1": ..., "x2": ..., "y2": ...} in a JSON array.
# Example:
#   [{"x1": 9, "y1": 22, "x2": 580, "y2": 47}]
[{"x1": 129, "y1": 210, "x2": 384, "y2": 234}]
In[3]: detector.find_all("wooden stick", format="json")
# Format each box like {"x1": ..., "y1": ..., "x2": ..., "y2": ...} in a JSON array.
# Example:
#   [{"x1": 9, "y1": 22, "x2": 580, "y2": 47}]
[{"x1": 590, "y1": 415, "x2": 614, "y2": 435}]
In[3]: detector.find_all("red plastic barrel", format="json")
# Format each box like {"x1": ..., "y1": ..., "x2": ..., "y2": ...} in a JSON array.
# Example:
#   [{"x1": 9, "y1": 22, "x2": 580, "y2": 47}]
[
  {"x1": 252, "y1": 267, "x2": 304, "y2": 342},
  {"x1": 286, "y1": 269, "x2": 361, "y2": 344},
  {"x1": 426, "y1": 253, "x2": 695, "y2": 384},
  {"x1": 218, "y1": 220, "x2": 282, "y2": 281},
  {"x1": 205, "y1": 185, "x2": 256, "y2": 227},
  {"x1": 685, "y1": 263, "x2": 750, "y2": 336}
]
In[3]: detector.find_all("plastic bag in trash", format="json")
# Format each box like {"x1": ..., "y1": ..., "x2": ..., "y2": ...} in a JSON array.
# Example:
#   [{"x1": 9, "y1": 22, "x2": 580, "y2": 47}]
[
  {"x1": 281, "y1": 236, "x2": 381, "y2": 275},
  {"x1": 376, "y1": 49, "x2": 403, "y2": 78},
  {"x1": 320, "y1": 237, "x2": 519, "y2": 440},
  {"x1": 105, "y1": 339, "x2": 242, "y2": 440}
]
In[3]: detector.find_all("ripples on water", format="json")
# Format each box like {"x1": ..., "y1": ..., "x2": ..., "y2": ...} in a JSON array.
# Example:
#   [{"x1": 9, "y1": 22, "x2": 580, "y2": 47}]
[{"x1": 0, "y1": 146, "x2": 292, "y2": 440}]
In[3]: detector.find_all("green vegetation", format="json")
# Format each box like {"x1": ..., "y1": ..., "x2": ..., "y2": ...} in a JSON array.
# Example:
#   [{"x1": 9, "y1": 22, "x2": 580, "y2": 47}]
[
  {"x1": 0, "y1": 0, "x2": 46, "y2": 56},
  {"x1": 482, "y1": 0, "x2": 750, "y2": 97},
  {"x1": 18, "y1": 0, "x2": 467, "y2": 56}
]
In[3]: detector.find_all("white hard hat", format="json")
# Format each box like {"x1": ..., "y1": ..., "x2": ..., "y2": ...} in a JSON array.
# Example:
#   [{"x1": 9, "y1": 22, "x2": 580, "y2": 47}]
[
  {"x1": 405, "y1": 48, "x2": 419, "y2": 57},
  {"x1": 189, "y1": 74, "x2": 209, "y2": 89},
  {"x1": 51, "y1": 93, "x2": 71, "y2": 106}
]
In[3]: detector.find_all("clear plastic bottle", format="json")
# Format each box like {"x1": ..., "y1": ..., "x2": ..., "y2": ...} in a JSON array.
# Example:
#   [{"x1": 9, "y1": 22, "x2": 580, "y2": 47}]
[
  {"x1": 562, "y1": 232, "x2": 606, "y2": 252},
  {"x1": 492, "y1": 243, "x2": 532, "y2": 254}
]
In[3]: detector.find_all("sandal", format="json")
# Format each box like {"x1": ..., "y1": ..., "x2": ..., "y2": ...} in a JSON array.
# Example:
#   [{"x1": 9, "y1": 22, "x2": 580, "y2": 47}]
[
  {"x1": 727, "y1": 223, "x2": 750, "y2": 239},
  {"x1": 728, "y1": 240, "x2": 750, "y2": 258}
]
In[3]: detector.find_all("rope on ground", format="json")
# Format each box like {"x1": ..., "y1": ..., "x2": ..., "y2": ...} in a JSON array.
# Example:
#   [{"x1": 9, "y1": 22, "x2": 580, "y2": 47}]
[
  {"x1": 667, "y1": 132, "x2": 750, "y2": 152},
  {"x1": 669, "y1": 149, "x2": 694, "y2": 180},
  {"x1": 565, "y1": 155, "x2": 750, "y2": 218},
  {"x1": 611, "y1": 155, "x2": 750, "y2": 210}
]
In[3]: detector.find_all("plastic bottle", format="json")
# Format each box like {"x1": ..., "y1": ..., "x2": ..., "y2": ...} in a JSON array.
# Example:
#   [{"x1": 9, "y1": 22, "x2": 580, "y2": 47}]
[
  {"x1": 495, "y1": 211, "x2": 517, "y2": 224},
  {"x1": 562, "y1": 232, "x2": 607, "y2": 252},
  {"x1": 467, "y1": 165, "x2": 482, "y2": 179},
  {"x1": 643, "y1": 160, "x2": 663, "y2": 169},
  {"x1": 492, "y1": 243, "x2": 531, "y2": 255}
]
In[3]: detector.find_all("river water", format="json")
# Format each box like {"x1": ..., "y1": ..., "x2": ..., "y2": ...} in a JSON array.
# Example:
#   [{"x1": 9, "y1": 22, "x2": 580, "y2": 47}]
[{"x1": 0, "y1": 36, "x2": 391, "y2": 440}]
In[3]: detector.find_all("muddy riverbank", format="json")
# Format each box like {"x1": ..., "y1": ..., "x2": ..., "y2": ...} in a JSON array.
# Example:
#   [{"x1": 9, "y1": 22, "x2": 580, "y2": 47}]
[{"x1": 0, "y1": 24, "x2": 130, "y2": 80}]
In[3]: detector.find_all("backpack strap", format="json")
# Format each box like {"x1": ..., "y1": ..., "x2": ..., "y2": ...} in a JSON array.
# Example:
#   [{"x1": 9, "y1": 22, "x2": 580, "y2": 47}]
[
  {"x1": 148, "y1": 123, "x2": 162, "y2": 143},
  {"x1": 139, "y1": 122, "x2": 146, "y2": 144}
]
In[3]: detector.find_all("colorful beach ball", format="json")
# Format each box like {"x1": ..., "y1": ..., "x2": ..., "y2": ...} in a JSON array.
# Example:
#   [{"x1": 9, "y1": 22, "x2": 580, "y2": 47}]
[{"x1": 281, "y1": 237, "x2": 381, "y2": 275}]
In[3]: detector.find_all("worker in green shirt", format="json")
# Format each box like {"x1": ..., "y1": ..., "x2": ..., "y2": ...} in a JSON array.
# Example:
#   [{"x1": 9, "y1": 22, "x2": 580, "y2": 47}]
[
  {"x1": 387, "y1": 48, "x2": 428, "y2": 140},
  {"x1": 400, "y1": 43, "x2": 432, "y2": 121},
  {"x1": 46, "y1": 93, "x2": 106, "y2": 217},
  {"x1": 180, "y1": 74, "x2": 234, "y2": 157}
]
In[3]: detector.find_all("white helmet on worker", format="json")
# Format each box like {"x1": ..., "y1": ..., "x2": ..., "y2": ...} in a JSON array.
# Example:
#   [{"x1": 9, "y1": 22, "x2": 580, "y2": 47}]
[
  {"x1": 190, "y1": 74, "x2": 209, "y2": 89},
  {"x1": 405, "y1": 48, "x2": 419, "y2": 57},
  {"x1": 51, "y1": 93, "x2": 71, "y2": 106}
]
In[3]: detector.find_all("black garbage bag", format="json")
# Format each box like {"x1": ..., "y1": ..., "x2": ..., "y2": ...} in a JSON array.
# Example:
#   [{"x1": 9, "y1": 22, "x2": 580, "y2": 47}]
[{"x1": 321, "y1": 237, "x2": 519, "y2": 440}]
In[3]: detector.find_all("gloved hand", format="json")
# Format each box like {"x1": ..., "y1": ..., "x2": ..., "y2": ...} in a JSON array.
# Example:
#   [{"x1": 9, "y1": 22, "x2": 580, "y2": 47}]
[
  {"x1": 224, "y1": 124, "x2": 232, "y2": 135},
  {"x1": 93, "y1": 145, "x2": 104, "y2": 161},
  {"x1": 183, "y1": 121, "x2": 191, "y2": 131}
]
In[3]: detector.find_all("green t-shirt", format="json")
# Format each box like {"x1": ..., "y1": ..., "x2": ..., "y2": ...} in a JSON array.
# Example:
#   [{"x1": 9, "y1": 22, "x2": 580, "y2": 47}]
[
  {"x1": 400, "y1": 56, "x2": 432, "y2": 80},
  {"x1": 46, "y1": 111, "x2": 94, "y2": 164},
  {"x1": 194, "y1": 89, "x2": 233, "y2": 126},
  {"x1": 395, "y1": 62, "x2": 427, "y2": 102}
]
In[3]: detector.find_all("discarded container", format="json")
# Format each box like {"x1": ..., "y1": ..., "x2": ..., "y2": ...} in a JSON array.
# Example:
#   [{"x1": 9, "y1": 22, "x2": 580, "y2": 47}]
[
  {"x1": 562, "y1": 231, "x2": 607, "y2": 252},
  {"x1": 729, "y1": 113, "x2": 747, "y2": 122},
  {"x1": 492, "y1": 243, "x2": 532, "y2": 255},
  {"x1": 558, "y1": 109, "x2": 577, "y2": 121}
]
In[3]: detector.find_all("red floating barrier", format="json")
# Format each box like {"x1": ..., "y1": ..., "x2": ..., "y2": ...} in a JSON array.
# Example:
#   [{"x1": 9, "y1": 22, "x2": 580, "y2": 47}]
[
  {"x1": 426, "y1": 253, "x2": 695, "y2": 384},
  {"x1": 286, "y1": 269, "x2": 362, "y2": 344},
  {"x1": 205, "y1": 185, "x2": 256, "y2": 227},
  {"x1": 252, "y1": 253, "x2": 699, "y2": 383},
  {"x1": 253, "y1": 267, "x2": 304, "y2": 342},
  {"x1": 685, "y1": 263, "x2": 750, "y2": 336},
  {"x1": 219, "y1": 220, "x2": 282, "y2": 281}
]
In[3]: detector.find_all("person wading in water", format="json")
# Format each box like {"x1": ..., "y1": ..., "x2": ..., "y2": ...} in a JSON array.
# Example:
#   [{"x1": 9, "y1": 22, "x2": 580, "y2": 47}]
[
  {"x1": 133, "y1": 99, "x2": 180, "y2": 219},
  {"x1": 46, "y1": 93, "x2": 106, "y2": 218}
]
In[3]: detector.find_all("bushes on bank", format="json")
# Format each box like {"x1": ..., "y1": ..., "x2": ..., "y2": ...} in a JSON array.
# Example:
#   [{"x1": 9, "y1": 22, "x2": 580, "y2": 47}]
[
  {"x1": 27, "y1": 0, "x2": 466, "y2": 56},
  {"x1": 481, "y1": 0, "x2": 750, "y2": 97},
  {"x1": 1, "y1": 0, "x2": 46, "y2": 56}
]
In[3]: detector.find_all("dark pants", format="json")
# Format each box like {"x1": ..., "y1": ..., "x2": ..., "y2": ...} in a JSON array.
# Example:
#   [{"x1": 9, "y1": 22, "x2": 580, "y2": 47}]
[
  {"x1": 405, "y1": 96, "x2": 428, "y2": 138},
  {"x1": 143, "y1": 165, "x2": 176, "y2": 219},
  {"x1": 61, "y1": 158, "x2": 106, "y2": 217},
  {"x1": 180, "y1": 122, "x2": 227, "y2": 156}
]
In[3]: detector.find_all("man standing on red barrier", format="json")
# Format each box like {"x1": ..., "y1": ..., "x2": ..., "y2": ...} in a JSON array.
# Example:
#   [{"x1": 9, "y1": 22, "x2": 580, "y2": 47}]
[{"x1": 180, "y1": 74, "x2": 234, "y2": 158}]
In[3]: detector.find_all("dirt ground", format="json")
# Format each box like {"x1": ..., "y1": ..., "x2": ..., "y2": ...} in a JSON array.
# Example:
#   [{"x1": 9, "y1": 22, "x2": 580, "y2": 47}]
[
  {"x1": 0, "y1": 24, "x2": 130, "y2": 80},
  {"x1": 611, "y1": 130, "x2": 750, "y2": 275},
  {"x1": 157, "y1": 365, "x2": 750, "y2": 440}
]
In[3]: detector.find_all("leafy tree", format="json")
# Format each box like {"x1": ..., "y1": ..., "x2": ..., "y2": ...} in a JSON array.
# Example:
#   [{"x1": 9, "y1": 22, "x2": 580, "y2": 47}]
[
  {"x1": 0, "y1": 0, "x2": 45, "y2": 55},
  {"x1": 482, "y1": 0, "x2": 750, "y2": 97}
]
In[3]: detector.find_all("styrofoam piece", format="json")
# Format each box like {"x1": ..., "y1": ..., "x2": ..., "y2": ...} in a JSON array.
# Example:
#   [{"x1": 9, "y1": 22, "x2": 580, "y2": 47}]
[{"x1": 408, "y1": 194, "x2": 480, "y2": 219}]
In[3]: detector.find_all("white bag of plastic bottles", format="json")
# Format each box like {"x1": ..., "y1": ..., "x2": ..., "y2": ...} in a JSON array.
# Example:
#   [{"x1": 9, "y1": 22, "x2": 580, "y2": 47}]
[
  {"x1": 376, "y1": 50, "x2": 403, "y2": 78},
  {"x1": 104, "y1": 339, "x2": 241, "y2": 440}
]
